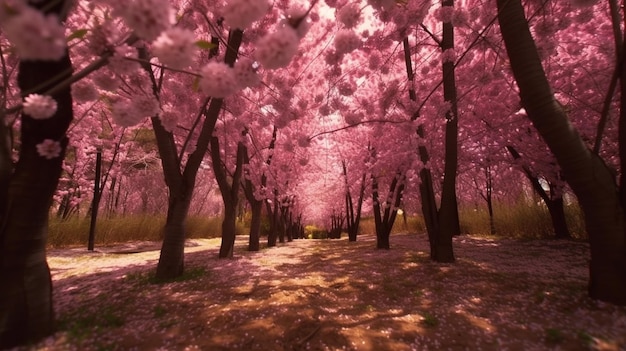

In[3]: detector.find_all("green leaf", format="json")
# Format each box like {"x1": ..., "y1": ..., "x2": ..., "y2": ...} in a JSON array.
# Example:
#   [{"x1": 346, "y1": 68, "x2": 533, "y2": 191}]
[
  {"x1": 195, "y1": 40, "x2": 216, "y2": 50},
  {"x1": 67, "y1": 29, "x2": 89, "y2": 42}
]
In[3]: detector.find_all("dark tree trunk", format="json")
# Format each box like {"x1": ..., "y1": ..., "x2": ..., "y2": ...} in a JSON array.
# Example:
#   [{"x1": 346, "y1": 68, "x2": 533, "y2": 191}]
[
  {"x1": 146, "y1": 29, "x2": 243, "y2": 279},
  {"x1": 88, "y1": 149, "x2": 102, "y2": 251},
  {"x1": 247, "y1": 200, "x2": 262, "y2": 251},
  {"x1": 506, "y1": 145, "x2": 572, "y2": 239},
  {"x1": 482, "y1": 164, "x2": 496, "y2": 236},
  {"x1": 498, "y1": 0, "x2": 626, "y2": 304},
  {"x1": 546, "y1": 197, "x2": 570, "y2": 240},
  {"x1": 278, "y1": 205, "x2": 286, "y2": 243},
  {"x1": 0, "y1": 9, "x2": 74, "y2": 345},
  {"x1": 371, "y1": 172, "x2": 404, "y2": 250},
  {"x1": 342, "y1": 160, "x2": 366, "y2": 242},
  {"x1": 267, "y1": 195, "x2": 279, "y2": 247},
  {"x1": 286, "y1": 211, "x2": 294, "y2": 242},
  {"x1": 156, "y1": 194, "x2": 191, "y2": 279},
  {"x1": 211, "y1": 138, "x2": 245, "y2": 259},
  {"x1": 435, "y1": 0, "x2": 459, "y2": 261},
  {"x1": 241, "y1": 127, "x2": 276, "y2": 251},
  {"x1": 403, "y1": 36, "x2": 453, "y2": 262},
  {"x1": 219, "y1": 202, "x2": 238, "y2": 258}
]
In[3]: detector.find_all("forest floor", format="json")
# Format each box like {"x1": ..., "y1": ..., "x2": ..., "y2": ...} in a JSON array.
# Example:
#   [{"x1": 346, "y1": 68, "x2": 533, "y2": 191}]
[{"x1": 16, "y1": 233, "x2": 626, "y2": 351}]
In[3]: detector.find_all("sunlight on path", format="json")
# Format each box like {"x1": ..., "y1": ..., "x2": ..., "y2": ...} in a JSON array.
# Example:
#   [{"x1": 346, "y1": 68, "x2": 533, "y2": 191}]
[{"x1": 26, "y1": 234, "x2": 626, "y2": 350}]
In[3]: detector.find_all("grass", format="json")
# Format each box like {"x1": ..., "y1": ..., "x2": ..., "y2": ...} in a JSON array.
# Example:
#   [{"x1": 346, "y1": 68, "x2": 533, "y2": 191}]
[
  {"x1": 48, "y1": 198, "x2": 587, "y2": 248},
  {"x1": 459, "y1": 200, "x2": 586, "y2": 239},
  {"x1": 545, "y1": 328, "x2": 565, "y2": 344},
  {"x1": 48, "y1": 214, "x2": 246, "y2": 247},
  {"x1": 358, "y1": 215, "x2": 425, "y2": 236},
  {"x1": 420, "y1": 312, "x2": 439, "y2": 328},
  {"x1": 58, "y1": 306, "x2": 125, "y2": 343},
  {"x1": 125, "y1": 266, "x2": 208, "y2": 285}
]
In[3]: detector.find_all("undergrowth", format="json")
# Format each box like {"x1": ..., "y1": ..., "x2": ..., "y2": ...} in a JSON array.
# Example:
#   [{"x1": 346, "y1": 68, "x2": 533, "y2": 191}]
[
  {"x1": 49, "y1": 198, "x2": 587, "y2": 248},
  {"x1": 48, "y1": 215, "x2": 246, "y2": 247}
]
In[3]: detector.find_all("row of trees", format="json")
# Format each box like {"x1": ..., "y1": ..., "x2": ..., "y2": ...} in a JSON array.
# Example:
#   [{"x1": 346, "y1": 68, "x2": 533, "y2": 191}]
[{"x1": 1, "y1": 0, "x2": 625, "y2": 347}]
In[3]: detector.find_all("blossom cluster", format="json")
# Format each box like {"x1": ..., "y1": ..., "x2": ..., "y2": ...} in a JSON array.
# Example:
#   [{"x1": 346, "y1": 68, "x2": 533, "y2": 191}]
[
  {"x1": 2, "y1": 0, "x2": 314, "y2": 160},
  {"x1": 0, "y1": 1, "x2": 66, "y2": 61},
  {"x1": 337, "y1": 3, "x2": 362, "y2": 28},
  {"x1": 23, "y1": 94, "x2": 58, "y2": 120}
]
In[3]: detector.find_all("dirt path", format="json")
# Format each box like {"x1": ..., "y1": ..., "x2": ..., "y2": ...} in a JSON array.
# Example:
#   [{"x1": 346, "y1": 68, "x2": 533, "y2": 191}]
[{"x1": 20, "y1": 233, "x2": 626, "y2": 350}]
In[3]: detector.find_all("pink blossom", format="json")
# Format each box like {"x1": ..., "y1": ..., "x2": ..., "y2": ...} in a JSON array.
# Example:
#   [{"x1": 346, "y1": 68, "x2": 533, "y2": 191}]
[
  {"x1": 23, "y1": 94, "x2": 57, "y2": 120},
  {"x1": 72, "y1": 81, "x2": 100, "y2": 104},
  {"x1": 434, "y1": 6, "x2": 455, "y2": 23},
  {"x1": 110, "y1": 99, "x2": 136, "y2": 127},
  {"x1": 233, "y1": 57, "x2": 261, "y2": 89},
  {"x1": 159, "y1": 106, "x2": 178, "y2": 132},
  {"x1": 222, "y1": 0, "x2": 270, "y2": 30},
  {"x1": 199, "y1": 62, "x2": 239, "y2": 98},
  {"x1": 255, "y1": 26, "x2": 300, "y2": 69},
  {"x1": 324, "y1": 50, "x2": 343, "y2": 65},
  {"x1": 282, "y1": 6, "x2": 311, "y2": 39},
  {"x1": 132, "y1": 95, "x2": 161, "y2": 117},
  {"x1": 108, "y1": 44, "x2": 140, "y2": 75},
  {"x1": 93, "y1": 70, "x2": 120, "y2": 91},
  {"x1": 441, "y1": 48, "x2": 456, "y2": 64},
  {"x1": 319, "y1": 104, "x2": 331, "y2": 116},
  {"x1": 1, "y1": 5, "x2": 66, "y2": 61},
  {"x1": 334, "y1": 29, "x2": 361, "y2": 55},
  {"x1": 337, "y1": 3, "x2": 361, "y2": 28},
  {"x1": 122, "y1": 0, "x2": 174, "y2": 41},
  {"x1": 344, "y1": 112, "x2": 363, "y2": 125},
  {"x1": 367, "y1": 0, "x2": 396, "y2": 12},
  {"x1": 368, "y1": 52, "x2": 381, "y2": 69},
  {"x1": 36, "y1": 139, "x2": 62, "y2": 159},
  {"x1": 337, "y1": 81, "x2": 356, "y2": 96},
  {"x1": 297, "y1": 135, "x2": 311, "y2": 148},
  {"x1": 152, "y1": 27, "x2": 197, "y2": 70},
  {"x1": 110, "y1": 98, "x2": 151, "y2": 128},
  {"x1": 86, "y1": 20, "x2": 123, "y2": 55}
]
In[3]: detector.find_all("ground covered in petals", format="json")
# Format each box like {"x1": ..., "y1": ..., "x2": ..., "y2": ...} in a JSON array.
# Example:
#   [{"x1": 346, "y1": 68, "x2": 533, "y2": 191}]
[{"x1": 26, "y1": 233, "x2": 626, "y2": 350}]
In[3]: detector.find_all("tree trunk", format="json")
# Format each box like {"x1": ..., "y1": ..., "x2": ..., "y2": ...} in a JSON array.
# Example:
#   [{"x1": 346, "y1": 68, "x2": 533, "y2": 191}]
[
  {"x1": 219, "y1": 201, "x2": 238, "y2": 258},
  {"x1": 155, "y1": 193, "x2": 191, "y2": 279},
  {"x1": 211, "y1": 138, "x2": 244, "y2": 259},
  {"x1": 144, "y1": 29, "x2": 243, "y2": 278},
  {"x1": 372, "y1": 172, "x2": 404, "y2": 250},
  {"x1": 88, "y1": 149, "x2": 102, "y2": 251},
  {"x1": 435, "y1": 0, "x2": 459, "y2": 261},
  {"x1": 248, "y1": 200, "x2": 262, "y2": 251},
  {"x1": 343, "y1": 160, "x2": 366, "y2": 242},
  {"x1": 498, "y1": 0, "x2": 626, "y2": 304},
  {"x1": 506, "y1": 145, "x2": 571, "y2": 239},
  {"x1": 545, "y1": 197, "x2": 571, "y2": 239},
  {"x1": 278, "y1": 206, "x2": 286, "y2": 243},
  {"x1": 403, "y1": 36, "x2": 452, "y2": 261},
  {"x1": 267, "y1": 199, "x2": 278, "y2": 247},
  {"x1": 0, "y1": 17, "x2": 74, "y2": 346}
]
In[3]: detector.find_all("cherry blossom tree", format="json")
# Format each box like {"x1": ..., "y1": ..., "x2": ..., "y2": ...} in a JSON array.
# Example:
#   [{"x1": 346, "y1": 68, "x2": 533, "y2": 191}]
[
  {"x1": 0, "y1": 1, "x2": 75, "y2": 346},
  {"x1": 497, "y1": 0, "x2": 626, "y2": 304}
]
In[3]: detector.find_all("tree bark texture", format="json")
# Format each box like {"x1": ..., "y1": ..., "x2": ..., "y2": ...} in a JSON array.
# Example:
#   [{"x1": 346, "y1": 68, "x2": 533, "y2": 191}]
[
  {"x1": 498, "y1": 0, "x2": 626, "y2": 304},
  {"x1": 0, "y1": 13, "x2": 74, "y2": 345},
  {"x1": 436, "y1": 0, "x2": 459, "y2": 261},
  {"x1": 153, "y1": 29, "x2": 243, "y2": 278},
  {"x1": 211, "y1": 137, "x2": 245, "y2": 259},
  {"x1": 404, "y1": 35, "x2": 454, "y2": 261}
]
